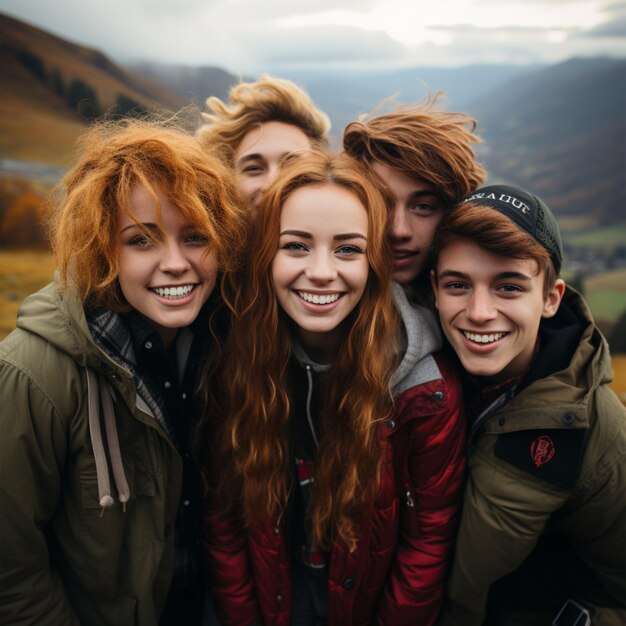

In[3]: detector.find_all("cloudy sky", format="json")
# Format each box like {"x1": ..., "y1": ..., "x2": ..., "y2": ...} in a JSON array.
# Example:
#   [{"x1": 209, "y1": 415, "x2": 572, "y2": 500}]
[{"x1": 1, "y1": 0, "x2": 625, "y2": 73}]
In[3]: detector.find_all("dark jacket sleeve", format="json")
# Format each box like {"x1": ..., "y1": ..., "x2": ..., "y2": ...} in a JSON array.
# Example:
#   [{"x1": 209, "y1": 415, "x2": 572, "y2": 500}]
[
  {"x1": 376, "y1": 353, "x2": 467, "y2": 626},
  {"x1": 0, "y1": 362, "x2": 80, "y2": 626}
]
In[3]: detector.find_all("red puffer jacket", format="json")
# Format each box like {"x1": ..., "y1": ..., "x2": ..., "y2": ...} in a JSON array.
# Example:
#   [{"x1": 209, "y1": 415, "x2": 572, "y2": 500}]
[{"x1": 203, "y1": 352, "x2": 466, "y2": 626}]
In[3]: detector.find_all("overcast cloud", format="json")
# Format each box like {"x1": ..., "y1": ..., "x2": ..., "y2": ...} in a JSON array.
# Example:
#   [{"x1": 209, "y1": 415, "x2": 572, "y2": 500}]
[{"x1": 0, "y1": 0, "x2": 624, "y2": 72}]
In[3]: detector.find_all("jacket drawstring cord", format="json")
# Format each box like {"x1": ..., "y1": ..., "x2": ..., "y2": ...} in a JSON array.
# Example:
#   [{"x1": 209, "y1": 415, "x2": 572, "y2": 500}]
[
  {"x1": 86, "y1": 369, "x2": 130, "y2": 516},
  {"x1": 100, "y1": 376, "x2": 130, "y2": 511},
  {"x1": 305, "y1": 366, "x2": 319, "y2": 449}
]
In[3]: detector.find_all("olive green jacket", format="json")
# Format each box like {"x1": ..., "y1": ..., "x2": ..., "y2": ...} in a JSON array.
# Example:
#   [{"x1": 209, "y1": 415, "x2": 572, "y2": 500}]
[
  {"x1": 0, "y1": 283, "x2": 182, "y2": 625},
  {"x1": 440, "y1": 288, "x2": 626, "y2": 626}
]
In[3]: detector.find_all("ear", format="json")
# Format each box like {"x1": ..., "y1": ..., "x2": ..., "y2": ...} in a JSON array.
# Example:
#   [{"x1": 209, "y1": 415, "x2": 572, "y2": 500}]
[
  {"x1": 430, "y1": 269, "x2": 439, "y2": 309},
  {"x1": 542, "y1": 278, "x2": 565, "y2": 319}
]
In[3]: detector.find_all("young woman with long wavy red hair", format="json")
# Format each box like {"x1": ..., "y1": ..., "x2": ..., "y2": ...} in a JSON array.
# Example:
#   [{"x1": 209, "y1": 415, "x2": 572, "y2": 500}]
[{"x1": 200, "y1": 150, "x2": 466, "y2": 626}]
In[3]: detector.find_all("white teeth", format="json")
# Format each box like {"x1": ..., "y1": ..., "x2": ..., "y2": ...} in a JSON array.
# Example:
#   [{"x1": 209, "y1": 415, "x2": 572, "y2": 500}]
[
  {"x1": 298, "y1": 291, "x2": 340, "y2": 305},
  {"x1": 463, "y1": 331, "x2": 506, "y2": 344},
  {"x1": 152, "y1": 285, "x2": 194, "y2": 299}
]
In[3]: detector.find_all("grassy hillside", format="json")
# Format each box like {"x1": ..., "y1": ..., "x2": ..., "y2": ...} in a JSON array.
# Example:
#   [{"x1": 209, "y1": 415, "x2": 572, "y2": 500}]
[
  {"x1": 584, "y1": 268, "x2": 626, "y2": 326},
  {"x1": 0, "y1": 12, "x2": 187, "y2": 166},
  {"x1": 467, "y1": 58, "x2": 626, "y2": 225}
]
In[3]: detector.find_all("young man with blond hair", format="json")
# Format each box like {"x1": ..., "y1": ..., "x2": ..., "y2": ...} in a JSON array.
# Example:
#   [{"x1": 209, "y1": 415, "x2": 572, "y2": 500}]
[{"x1": 197, "y1": 75, "x2": 330, "y2": 208}]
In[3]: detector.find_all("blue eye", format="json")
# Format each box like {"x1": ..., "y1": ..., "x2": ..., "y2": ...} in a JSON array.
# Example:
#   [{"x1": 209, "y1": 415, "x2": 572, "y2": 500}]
[
  {"x1": 336, "y1": 244, "x2": 363, "y2": 255},
  {"x1": 282, "y1": 242, "x2": 308, "y2": 252}
]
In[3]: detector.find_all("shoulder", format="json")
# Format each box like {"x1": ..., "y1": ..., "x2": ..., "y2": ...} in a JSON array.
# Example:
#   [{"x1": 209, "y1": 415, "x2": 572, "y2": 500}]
[
  {"x1": 481, "y1": 374, "x2": 625, "y2": 494},
  {"x1": 1, "y1": 324, "x2": 86, "y2": 429},
  {"x1": 391, "y1": 351, "x2": 465, "y2": 457},
  {"x1": 396, "y1": 351, "x2": 463, "y2": 410}
]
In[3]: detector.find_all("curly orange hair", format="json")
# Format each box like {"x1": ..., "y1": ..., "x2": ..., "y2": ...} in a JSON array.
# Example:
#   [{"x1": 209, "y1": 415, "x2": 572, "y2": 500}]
[
  {"x1": 210, "y1": 150, "x2": 399, "y2": 550},
  {"x1": 343, "y1": 95, "x2": 486, "y2": 205},
  {"x1": 196, "y1": 75, "x2": 331, "y2": 168},
  {"x1": 50, "y1": 116, "x2": 246, "y2": 310}
]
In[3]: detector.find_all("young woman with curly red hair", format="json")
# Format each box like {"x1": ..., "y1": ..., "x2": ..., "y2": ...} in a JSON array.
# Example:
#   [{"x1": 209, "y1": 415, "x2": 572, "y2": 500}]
[
  {"x1": 0, "y1": 117, "x2": 246, "y2": 626},
  {"x1": 201, "y1": 149, "x2": 466, "y2": 626}
]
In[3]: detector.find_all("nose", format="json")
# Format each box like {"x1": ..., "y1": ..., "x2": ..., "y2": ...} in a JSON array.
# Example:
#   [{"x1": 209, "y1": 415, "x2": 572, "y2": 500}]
[
  {"x1": 305, "y1": 251, "x2": 337, "y2": 283},
  {"x1": 160, "y1": 241, "x2": 190, "y2": 274},
  {"x1": 466, "y1": 287, "x2": 497, "y2": 323},
  {"x1": 389, "y1": 204, "x2": 411, "y2": 241}
]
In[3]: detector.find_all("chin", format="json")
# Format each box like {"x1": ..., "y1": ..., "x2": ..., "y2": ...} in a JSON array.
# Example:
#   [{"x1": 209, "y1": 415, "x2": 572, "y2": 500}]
[{"x1": 458, "y1": 357, "x2": 502, "y2": 379}]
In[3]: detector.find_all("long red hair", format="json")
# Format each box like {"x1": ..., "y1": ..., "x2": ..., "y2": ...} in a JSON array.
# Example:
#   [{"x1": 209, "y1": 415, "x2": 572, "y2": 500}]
[{"x1": 207, "y1": 150, "x2": 399, "y2": 550}]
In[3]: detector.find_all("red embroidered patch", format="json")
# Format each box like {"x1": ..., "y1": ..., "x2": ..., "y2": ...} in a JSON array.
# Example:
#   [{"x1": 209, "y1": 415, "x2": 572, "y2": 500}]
[{"x1": 530, "y1": 435, "x2": 555, "y2": 467}]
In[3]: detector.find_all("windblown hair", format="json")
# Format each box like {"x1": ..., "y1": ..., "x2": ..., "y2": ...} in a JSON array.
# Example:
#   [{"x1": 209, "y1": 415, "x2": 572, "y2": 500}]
[
  {"x1": 50, "y1": 116, "x2": 246, "y2": 310},
  {"x1": 209, "y1": 150, "x2": 399, "y2": 551},
  {"x1": 343, "y1": 95, "x2": 486, "y2": 206},
  {"x1": 196, "y1": 75, "x2": 331, "y2": 168},
  {"x1": 431, "y1": 203, "x2": 557, "y2": 296}
]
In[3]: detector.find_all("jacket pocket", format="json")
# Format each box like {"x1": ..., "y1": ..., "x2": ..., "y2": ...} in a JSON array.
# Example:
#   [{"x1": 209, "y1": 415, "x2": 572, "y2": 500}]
[{"x1": 79, "y1": 460, "x2": 156, "y2": 510}]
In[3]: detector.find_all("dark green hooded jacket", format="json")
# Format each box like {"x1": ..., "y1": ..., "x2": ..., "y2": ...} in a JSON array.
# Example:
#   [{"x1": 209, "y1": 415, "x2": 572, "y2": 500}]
[
  {"x1": 0, "y1": 282, "x2": 183, "y2": 625},
  {"x1": 440, "y1": 287, "x2": 625, "y2": 626}
]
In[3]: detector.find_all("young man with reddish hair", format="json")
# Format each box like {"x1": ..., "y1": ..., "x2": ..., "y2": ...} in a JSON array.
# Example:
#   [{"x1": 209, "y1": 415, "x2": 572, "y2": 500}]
[
  {"x1": 343, "y1": 98, "x2": 485, "y2": 305},
  {"x1": 431, "y1": 185, "x2": 625, "y2": 626}
]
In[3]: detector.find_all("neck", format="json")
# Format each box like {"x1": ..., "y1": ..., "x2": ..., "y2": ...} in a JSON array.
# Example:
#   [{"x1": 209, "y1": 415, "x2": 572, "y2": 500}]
[{"x1": 297, "y1": 324, "x2": 348, "y2": 365}]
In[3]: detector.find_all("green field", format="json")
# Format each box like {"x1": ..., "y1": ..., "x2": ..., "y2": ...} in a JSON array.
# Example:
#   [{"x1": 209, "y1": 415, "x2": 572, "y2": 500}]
[
  {"x1": 0, "y1": 250, "x2": 56, "y2": 339},
  {"x1": 584, "y1": 268, "x2": 626, "y2": 324},
  {"x1": 561, "y1": 225, "x2": 626, "y2": 251}
]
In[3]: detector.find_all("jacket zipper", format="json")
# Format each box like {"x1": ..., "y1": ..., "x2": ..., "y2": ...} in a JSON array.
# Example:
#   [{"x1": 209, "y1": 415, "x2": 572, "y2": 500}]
[{"x1": 467, "y1": 385, "x2": 518, "y2": 449}]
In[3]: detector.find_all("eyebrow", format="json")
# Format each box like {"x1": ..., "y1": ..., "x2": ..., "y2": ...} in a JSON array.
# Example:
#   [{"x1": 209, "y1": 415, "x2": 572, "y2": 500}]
[
  {"x1": 279, "y1": 229, "x2": 367, "y2": 241},
  {"x1": 437, "y1": 269, "x2": 532, "y2": 281},
  {"x1": 120, "y1": 222, "x2": 198, "y2": 235},
  {"x1": 408, "y1": 189, "x2": 442, "y2": 205},
  {"x1": 120, "y1": 222, "x2": 159, "y2": 234},
  {"x1": 236, "y1": 153, "x2": 264, "y2": 166},
  {"x1": 410, "y1": 189, "x2": 439, "y2": 199}
]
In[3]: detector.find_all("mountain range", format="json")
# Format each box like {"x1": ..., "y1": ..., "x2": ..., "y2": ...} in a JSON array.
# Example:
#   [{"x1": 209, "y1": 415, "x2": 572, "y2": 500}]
[{"x1": 1, "y1": 11, "x2": 624, "y2": 227}]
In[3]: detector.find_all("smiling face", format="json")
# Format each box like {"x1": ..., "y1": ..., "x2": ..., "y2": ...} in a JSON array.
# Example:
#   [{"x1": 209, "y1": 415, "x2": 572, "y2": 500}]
[
  {"x1": 271, "y1": 183, "x2": 370, "y2": 361},
  {"x1": 234, "y1": 121, "x2": 312, "y2": 208},
  {"x1": 117, "y1": 185, "x2": 218, "y2": 347},
  {"x1": 372, "y1": 161, "x2": 446, "y2": 285},
  {"x1": 432, "y1": 238, "x2": 564, "y2": 383}
]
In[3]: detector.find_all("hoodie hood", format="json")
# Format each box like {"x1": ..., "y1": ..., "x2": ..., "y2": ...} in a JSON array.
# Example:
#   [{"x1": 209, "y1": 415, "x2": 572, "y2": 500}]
[
  {"x1": 16, "y1": 281, "x2": 110, "y2": 368},
  {"x1": 391, "y1": 282, "x2": 443, "y2": 397}
]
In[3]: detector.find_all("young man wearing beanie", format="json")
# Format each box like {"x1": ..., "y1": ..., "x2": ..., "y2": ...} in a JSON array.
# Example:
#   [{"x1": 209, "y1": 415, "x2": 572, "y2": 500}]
[{"x1": 431, "y1": 185, "x2": 626, "y2": 626}]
